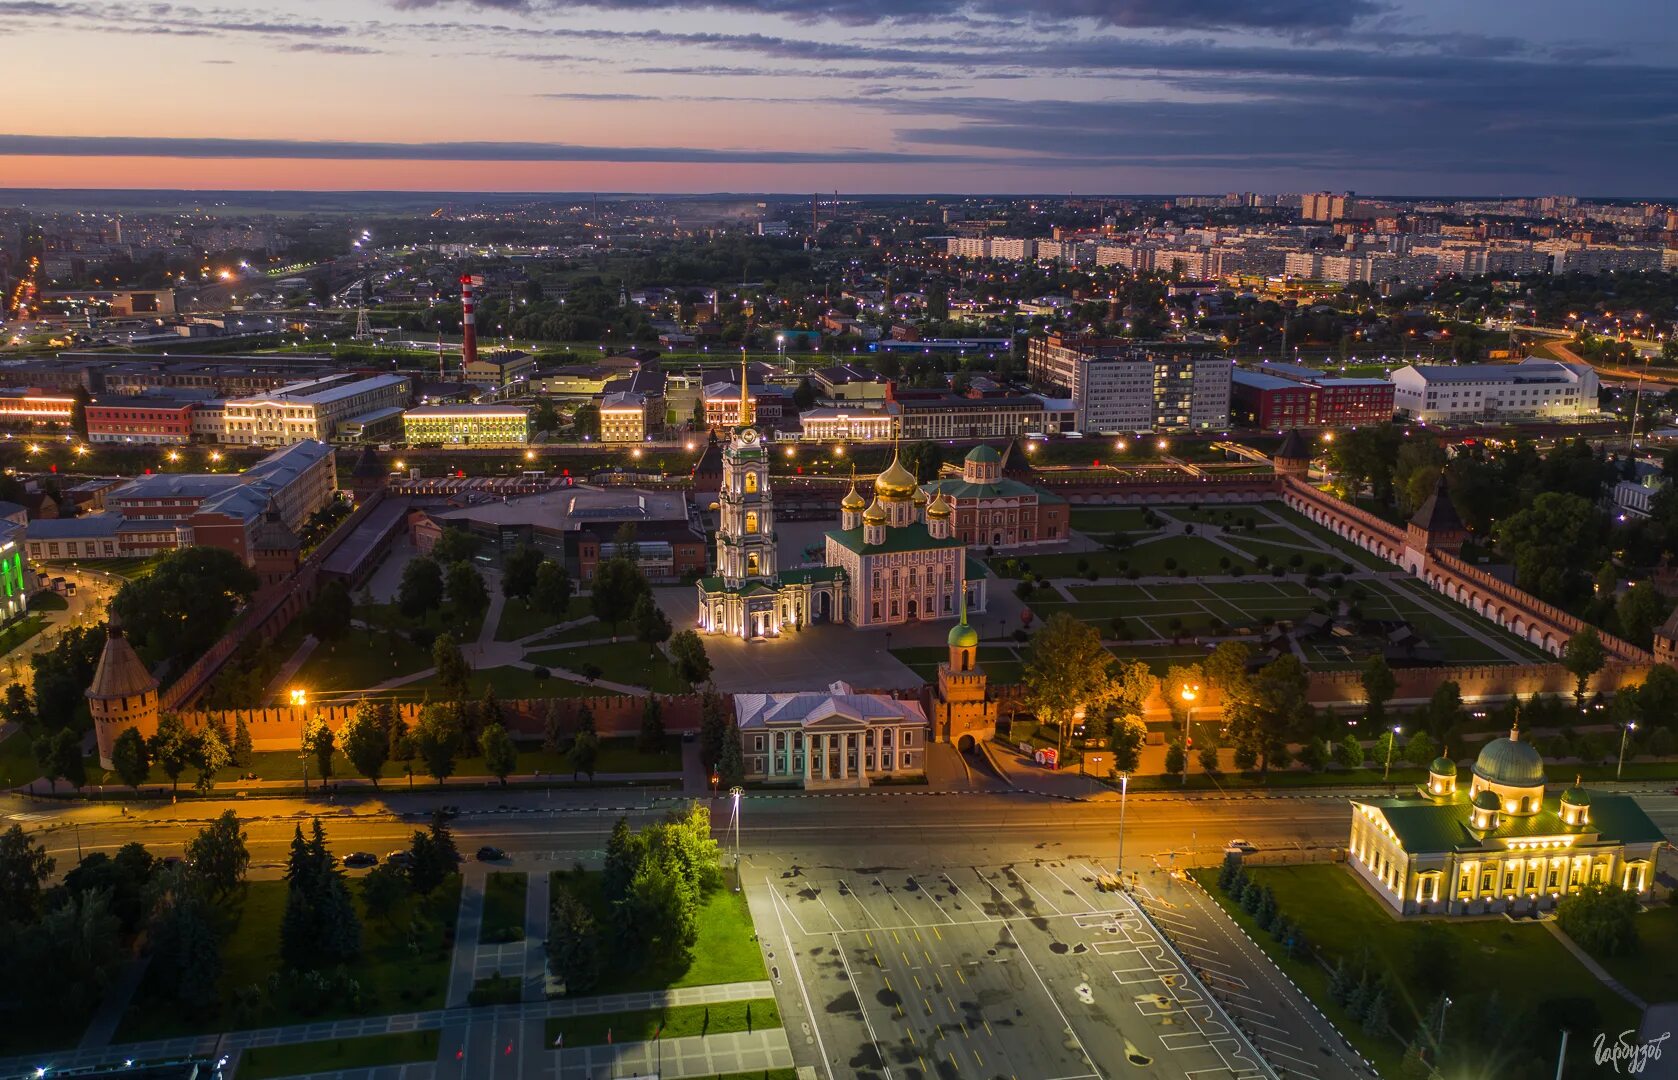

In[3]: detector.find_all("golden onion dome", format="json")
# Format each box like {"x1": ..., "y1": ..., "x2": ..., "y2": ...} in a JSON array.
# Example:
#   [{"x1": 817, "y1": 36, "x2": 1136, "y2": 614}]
[
  {"x1": 863, "y1": 497, "x2": 887, "y2": 524},
  {"x1": 913, "y1": 487, "x2": 929, "y2": 506},
  {"x1": 841, "y1": 483, "x2": 867, "y2": 510},
  {"x1": 926, "y1": 491, "x2": 953, "y2": 517},
  {"x1": 875, "y1": 452, "x2": 918, "y2": 500}
]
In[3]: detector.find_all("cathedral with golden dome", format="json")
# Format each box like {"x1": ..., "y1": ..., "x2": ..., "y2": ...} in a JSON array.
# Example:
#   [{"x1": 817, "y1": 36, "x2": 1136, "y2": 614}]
[{"x1": 694, "y1": 372, "x2": 984, "y2": 639}]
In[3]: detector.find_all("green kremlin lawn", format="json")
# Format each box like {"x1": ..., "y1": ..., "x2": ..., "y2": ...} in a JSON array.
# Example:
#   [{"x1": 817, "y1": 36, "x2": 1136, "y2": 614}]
[
  {"x1": 1594, "y1": 904, "x2": 1678, "y2": 1004},
  {"x1": 479, "y1": 871, "x2": 528, "y2": 944},
  {"x1": 116, "y1": 875, "x2": 463, "y2": 1041},
  {"x1": 1190, "y1": 863, "x2": 1639, "y2": 1078},
  {"x1": 550, "y1": 869, "x2": 767, "y2": 995},
  {"x1": 237, "y1": 1031, "x2": 439, "y2": 1079}
]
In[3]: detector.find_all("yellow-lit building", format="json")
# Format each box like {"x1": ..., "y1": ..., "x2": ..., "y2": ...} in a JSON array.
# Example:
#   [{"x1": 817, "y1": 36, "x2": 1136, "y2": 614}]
[
  {"x1": 403, "y1": 404, "x2": 532, "y2": 447},
  {"x1": 599, "y1": 391, "x2": 649, "y2": 443},
  {"x1": 1348, "y1": 725, "x2": 1664, "y2": 916}
]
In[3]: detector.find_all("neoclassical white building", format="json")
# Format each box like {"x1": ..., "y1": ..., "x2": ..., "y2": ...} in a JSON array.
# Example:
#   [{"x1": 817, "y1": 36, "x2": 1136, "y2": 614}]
[
  {"x1": 734, "y1": 680, "x2": 928, "y2": 788},
  {"x1": 1348, "y1": 724, "x2": 1664, "y2": 916}
]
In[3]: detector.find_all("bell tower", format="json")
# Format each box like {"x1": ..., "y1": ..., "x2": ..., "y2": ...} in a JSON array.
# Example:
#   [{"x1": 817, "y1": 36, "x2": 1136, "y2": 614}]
[
  {"x1": 933, "y1": 595, "x2": 994, "y2": 744},
  {"x1": 715, "y1": 351, "x2": 776, "y2": 585}
]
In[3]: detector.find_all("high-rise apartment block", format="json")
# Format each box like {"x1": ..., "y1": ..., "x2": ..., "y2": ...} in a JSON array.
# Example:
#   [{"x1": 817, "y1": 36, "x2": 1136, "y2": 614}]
[{"x1": 1026, "y1": 333, "x2": 1230, "y2": 433}]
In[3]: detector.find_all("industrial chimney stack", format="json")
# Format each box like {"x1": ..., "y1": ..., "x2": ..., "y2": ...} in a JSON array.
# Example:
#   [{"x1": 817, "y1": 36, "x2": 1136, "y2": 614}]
[{"x1": 459, "y1": 273, "x2": 484, "y2": 373}]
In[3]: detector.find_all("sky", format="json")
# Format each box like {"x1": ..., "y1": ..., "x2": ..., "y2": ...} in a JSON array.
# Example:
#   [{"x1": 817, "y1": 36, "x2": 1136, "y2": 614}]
[{"x1": 1, "y1": 0, "x2": 1674, "y2": 195}]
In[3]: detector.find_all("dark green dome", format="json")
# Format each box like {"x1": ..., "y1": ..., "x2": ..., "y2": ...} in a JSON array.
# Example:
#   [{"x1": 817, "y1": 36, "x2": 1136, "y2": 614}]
[
  {"x1": 1429, "y1": 756, "x2": 1455, "y2": 775},
  {"x1": 966, "y1": 444, "x2": 1001, "y2": 464},
  {"x1": 1472, "y1": 789, "x2": 1502, "y2": 811},
  {"x1": 948, "y1": 620, "x2": 979, "y2": 649},
  {"x1": 1562, "y1": 785, "x2": 1591, "y2": 806},
  {"x1": 1472, "y1": 730, "x2": 1545, "y2": 787}
]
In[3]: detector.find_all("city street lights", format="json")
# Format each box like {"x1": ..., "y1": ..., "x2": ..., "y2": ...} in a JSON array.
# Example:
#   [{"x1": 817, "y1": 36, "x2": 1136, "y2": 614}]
[
  {"x1": 1179, "y1": 683, "x2": 1198, "y2": 784},
  {"x1": 290, "y1": 688, "x2": 310, "y2": 792},
  {"x1": 1618, "y1": 721, "x2": 1638, "y2": 780},
  {"x1": 728, "y1": 786, "x2": 744, "y2": 891},
  {"x1": 1384, "y1": 724, "x2": 1402, "y2": 781}
]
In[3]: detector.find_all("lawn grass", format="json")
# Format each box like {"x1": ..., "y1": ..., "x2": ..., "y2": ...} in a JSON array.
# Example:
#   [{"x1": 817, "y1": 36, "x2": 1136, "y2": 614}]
[
  {"x1": 0, "y1": 727, "x2": 38, "y2": 788},
  {"x1": 1594, "y1": 904, "x2": 1678, "y2": 1004},
  {"x1": 1189, "y1": 864, "x2": 1639, "y2": 1079},
  {"x1": 550, "y1": 870, "x2": 767, "y2": 995},
  {"x1": 496, "y1": 596, "x2": 592, "y2": 642},
  {"x1": 480, "y1": 871, "x2": 528, "y2": 944},
  {"x1": 0, "y1": 614, "x2": 48, "y2": 656},
  {"x1": 237, "y1": 1031, "x2": 439, "y2": 1080},
  {"x1": 394, "y1": 665, "x2": 604, "y2": 701},
  {"x1": 28, "y1": 591, "x2": 68, "y2": 611},
  {"x1": 292, "y1": 630, "x2": 434, "y2": 695},
  {"x1": 43, "y1": 553, "x2": 171, "y2": 580},
  {"x1": 543, "y1": 997, "x2": 780, "y2": 1049},
  {"x1": 547, "y1": 642, "x2": 691, "y2": 694},
  {"x1": 117, "y1": 874, "x2": 463, "y2": 1041},
  {"x1": 524, "y1": 619, "x2": 610, "y2": 648},
  {"x1": 1069, "y1": 507, "x2": 1152, "y2": 533},
  {"x1": 1008, "y1": 536, "x2": 1246, "y2": 579}
]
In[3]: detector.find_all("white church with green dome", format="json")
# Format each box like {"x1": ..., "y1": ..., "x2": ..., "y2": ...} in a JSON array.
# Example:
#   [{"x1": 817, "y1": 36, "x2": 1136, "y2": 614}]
[{"x1": 1348, "y1": 724, "x2": 1665, "y2": 916}]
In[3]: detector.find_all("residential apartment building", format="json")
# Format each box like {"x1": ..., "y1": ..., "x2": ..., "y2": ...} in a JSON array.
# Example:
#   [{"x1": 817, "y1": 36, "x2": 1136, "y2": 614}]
[
  {"x1": 403, "y1": 404, "x2": 532, "y2": 447},
  {"x1": 1390, "y1": 359, "x2": 1598, "y2": 423},
  {"x1": 1231, "y1": 363, "x2": 1395, "y2": 429},
  {"x1": 1027, "y1": 334, "x2": 1230, "y2": 432},
  {"x1": 221, "y1": 374, "x2": 410, "y2": 447},
  {"x1": 84, "y1": 392, "x2": 201, "y2": 445}
]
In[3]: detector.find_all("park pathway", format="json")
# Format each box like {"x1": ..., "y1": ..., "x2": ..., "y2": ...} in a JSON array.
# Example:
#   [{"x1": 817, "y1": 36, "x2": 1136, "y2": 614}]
[{"x1": 263, "y1": 634, "x2": 319, "y2": 706}]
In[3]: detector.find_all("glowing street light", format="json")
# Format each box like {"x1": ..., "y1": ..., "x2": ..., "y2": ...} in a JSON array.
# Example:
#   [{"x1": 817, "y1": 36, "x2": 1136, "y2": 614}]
[
  {"x1": 1384, "y1": 725, "x2": 1402, "y2": 781},
  {"x1": 1618, "y1": 721, "x2": 1638, "y2": 779},
  {"x1": 1179, "y1": 683, "x2": 1198, "y2": 785}
]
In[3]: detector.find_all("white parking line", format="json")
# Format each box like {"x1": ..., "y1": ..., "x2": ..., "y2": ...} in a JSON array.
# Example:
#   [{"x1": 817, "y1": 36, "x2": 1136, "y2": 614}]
[{"x1": 943, "y1": 871, "x2": 999, "y2": 922}]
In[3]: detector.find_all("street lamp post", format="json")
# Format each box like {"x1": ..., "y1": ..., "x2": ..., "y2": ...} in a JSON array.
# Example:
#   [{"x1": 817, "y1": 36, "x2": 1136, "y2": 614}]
[
  {"x1": 729, "y1": 786, "x2": 744, "y2": 891},
  {"x1": 290, "y1": 688, "x2": 309, "y2": 793},
  {"x1": 1617, "y1": 721, "x2": 1638, "y2": 780},
  {"x1": 1116, "y1": 772, "x2": 1130, "y2": 887},
  {"x1": 1179, "y1": 684, "x2": 1198, "y2": 785},
  {"x1": 1384, "y1": 724, "x2": 1402, "y2": 781}
]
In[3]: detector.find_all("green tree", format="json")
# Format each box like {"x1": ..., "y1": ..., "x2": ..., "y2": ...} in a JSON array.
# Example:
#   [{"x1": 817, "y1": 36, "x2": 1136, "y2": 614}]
[
  {"x1": 186, "y1": 809, "x2": 249, "y2": 899},
  {"x1": 572, "y1": 402, "x2": 601, "y2": 439},
  {"x1": 619, "y1": 855, "x2": 698, "y2": 967},
  {"x1": 698, "y1": 688, "x2": 728, "y2": 770},
  {"x1": 479, "y1": 722, "x2": 519, "y2": 786},
  {"x1": 1562, "y1": 627, "x2": 1607, "y2": 710},
  {"x1": 1205, "y1": 640, "x2": 1255, "y2": 713},
  {"x1": 300, "y1": 715, "x2": 335, "y2": 784},
  {"x1": 591, "y1": 556, "x2": 650, "y2": 638},
  {"x1": 0, "y1": 683, "x2": 31, "y2": 727},
  {"x1": 532, "y1": 560, "x2": 574, "y2": 619},
  {"x1": 1557, "y1": 883, "x2": 1640, "y2": 956},
  {"x1": 431, "y1": 633, "x2": 472, "y2": 702},
  {"x1": 568, "y1": 729, "x2": 600, "y2": 781},
  {"x1": 0, "y1": 822, "x2": 54, "y2": 923},
  {"x1": 191, "y1": 724, "x2": 229, "y2": 795},
  {"x1": 360, "y1": 862, "x2": 410, "y2": 927},
  {"x1": 1227, "y1": 655, "x2": 1309, "y2": 776},
  {"x1": 632, "y1": 592, "x2": 672, "y2": 646},
  {"x1": 639, "y1": 695, "x2": 666, "y2": 754},
  {"x1": 1637, "y1": 663, "x2": 1678, "y2": 725},
  {"x1": 1616, "y1": 583, "x2": 1671, "y2": 649},
  {"x1": 669, "y1": 629, "x2": 713, "y2": 686},
  {"x1": 397, "y1": 556, "x2": 444, "y2": 620},
  {"x1": 546, "y1": 886, "x2": 601, "y2": 993},
  {"x1": 1493, "y1": 492, "x2": 1604, "y2": 604},
  {"x1": 305, "y1": 579, "x2": 354, "y2": 646},
  {"x1": 1335, "y1": 733, "x2": 1366, "y2": 770},
  {"x1": 445, "y1": 560, "x2": 490, "y2": 628},
  {"x1": 718, "y1": 718, "x2": 745, "y2": 786},
  {"x1": 52, "y1": 727, "x2": 86, "y2": 791},
  {"x1": 146, "y1": 872, "x2": 219, "y2": 1012},
  {"x1": 502, "y1": 544, "x2": 545, "y2": 602},
  {"x1": 430, "y1": 526, "x2": 478, "y2": 565},
  {"x1": 1424, "y1": 679, "x2": 1465, "y2": 736},
  {"x1": 110, "y1": 547, "x2": 259, "y2": 671},
  {"x1": 1361, "y1": 655, "x2": 1396, "y2": 727},
  {"x1": 1020, "y1": 612, "x2": 1121, "y2": 760},
  {"x1": 110, "y1": 726, "x2": 151, "y2": 792},
  {"x1": 150, "y1": 712, "x2": 193, "y2": 794},
  {"x1": 1404, "y1": 730, "x2": 1438, "y2": 768},
  {"x1": 414, "y1": 704, "x2": 461, "y2": 786},
  {"x1": 341, "y1": 699, "x2": 390, "y2": 786},
  {"x1": 232, "y1": 714, "x2": 253, "y2": 768}
]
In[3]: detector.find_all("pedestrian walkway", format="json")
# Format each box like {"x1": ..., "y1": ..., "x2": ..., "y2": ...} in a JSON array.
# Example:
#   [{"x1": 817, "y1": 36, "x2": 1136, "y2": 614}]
[
  {"x1": 0, "y1": 982, "x2": 778, "y2": 1077},
  {"x1": 522, "y1": 870, "x2": 550, "y2": 1003},
  {"x1": 545, "y1": 1027, "x2": 793, "y2": 1079},
  {"x1": 446, "y1": 868, "x2": 487, "y2": 1008},
  {"x1": 1543, "y1": 918, "x2": 1648, "y2": 1010},
  {"x1": 263, "y1": 634, "x2": 319, "y2": 705},
  {"x1": 78, "y1": 954, "x2": 150, "y2": 1050}
]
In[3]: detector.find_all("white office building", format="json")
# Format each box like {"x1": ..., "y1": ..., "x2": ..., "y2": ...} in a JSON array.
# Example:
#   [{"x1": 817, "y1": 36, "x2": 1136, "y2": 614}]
[
  {"x1": 221, "y1": 374, "x2": 411, "y2": 447},
  {"x1": 1390, "y1": 358, "x2": 1598, "y2": 423}
]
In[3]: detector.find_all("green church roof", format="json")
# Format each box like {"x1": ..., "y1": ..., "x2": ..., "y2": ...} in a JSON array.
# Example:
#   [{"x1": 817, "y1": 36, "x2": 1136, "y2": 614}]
[
  {"x1": 1430, "y1": 756, "x2": 1456, "y2": 775},
  {"x1": 965, "y1": 444, "x2": 1001, "y2": 463},
  {"x1": 826, "y1": 522, "x2": 966, "y2": 556},
  {"x1": 1355, "y1": 792, "x2": 1665, "y2": 854},
  {"x1": 1472, "y1": 731, "x2": 1546, "y2": 787}
]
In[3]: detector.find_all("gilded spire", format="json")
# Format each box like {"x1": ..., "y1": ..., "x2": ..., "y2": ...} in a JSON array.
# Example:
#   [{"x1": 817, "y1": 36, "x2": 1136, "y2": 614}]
[{"x1": 738, "y1": 348, "x2": 753, "y2": 427}]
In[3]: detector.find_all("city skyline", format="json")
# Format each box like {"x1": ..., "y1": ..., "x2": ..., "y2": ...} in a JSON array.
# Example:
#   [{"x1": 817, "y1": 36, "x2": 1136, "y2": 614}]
[{"x1": 3, "y1": 0, "x2": 1674, "y2": 194}]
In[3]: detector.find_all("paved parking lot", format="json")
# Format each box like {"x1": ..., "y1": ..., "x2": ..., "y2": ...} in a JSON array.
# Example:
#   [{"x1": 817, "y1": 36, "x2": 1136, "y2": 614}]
[{"x1": 751, "y1": 855, "x2": 1273, "y2": 1079}]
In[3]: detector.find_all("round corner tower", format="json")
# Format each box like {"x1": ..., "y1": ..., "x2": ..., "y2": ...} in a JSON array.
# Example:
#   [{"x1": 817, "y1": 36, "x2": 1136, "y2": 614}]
[{"x1": 87, "y1": 615, "x2": 161, "y2": 770}]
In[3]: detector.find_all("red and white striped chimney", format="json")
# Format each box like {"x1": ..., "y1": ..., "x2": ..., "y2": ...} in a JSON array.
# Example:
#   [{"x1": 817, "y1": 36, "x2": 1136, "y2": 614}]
[{"x1": 460, "y1": 273, "x2": 483, "y2": 371}]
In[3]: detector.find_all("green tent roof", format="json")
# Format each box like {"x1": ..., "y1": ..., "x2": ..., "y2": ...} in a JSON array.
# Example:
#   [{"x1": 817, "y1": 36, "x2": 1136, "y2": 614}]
[
  {"x1": 1357, "y1": 792, "x2": 1665, "y2": 854},
  {"x1": 826, "y1": 522, "x2": 966, "y2": 556}
]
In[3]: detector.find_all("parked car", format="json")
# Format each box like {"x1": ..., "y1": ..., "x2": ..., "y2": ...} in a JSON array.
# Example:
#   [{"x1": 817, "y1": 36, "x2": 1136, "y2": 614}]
[
  {"x1": 1224, "y1": 839, "x2": 1258, "y2": 855},
  {"x1": 343, "y1": 852, "x2": 378, "y2": 868},
  {"x1": 385, "y1": 850, "x2": 416, "y2": 868},
  {"x1": 476, "y1": 846, "x2": 507, "y2": 862}
]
